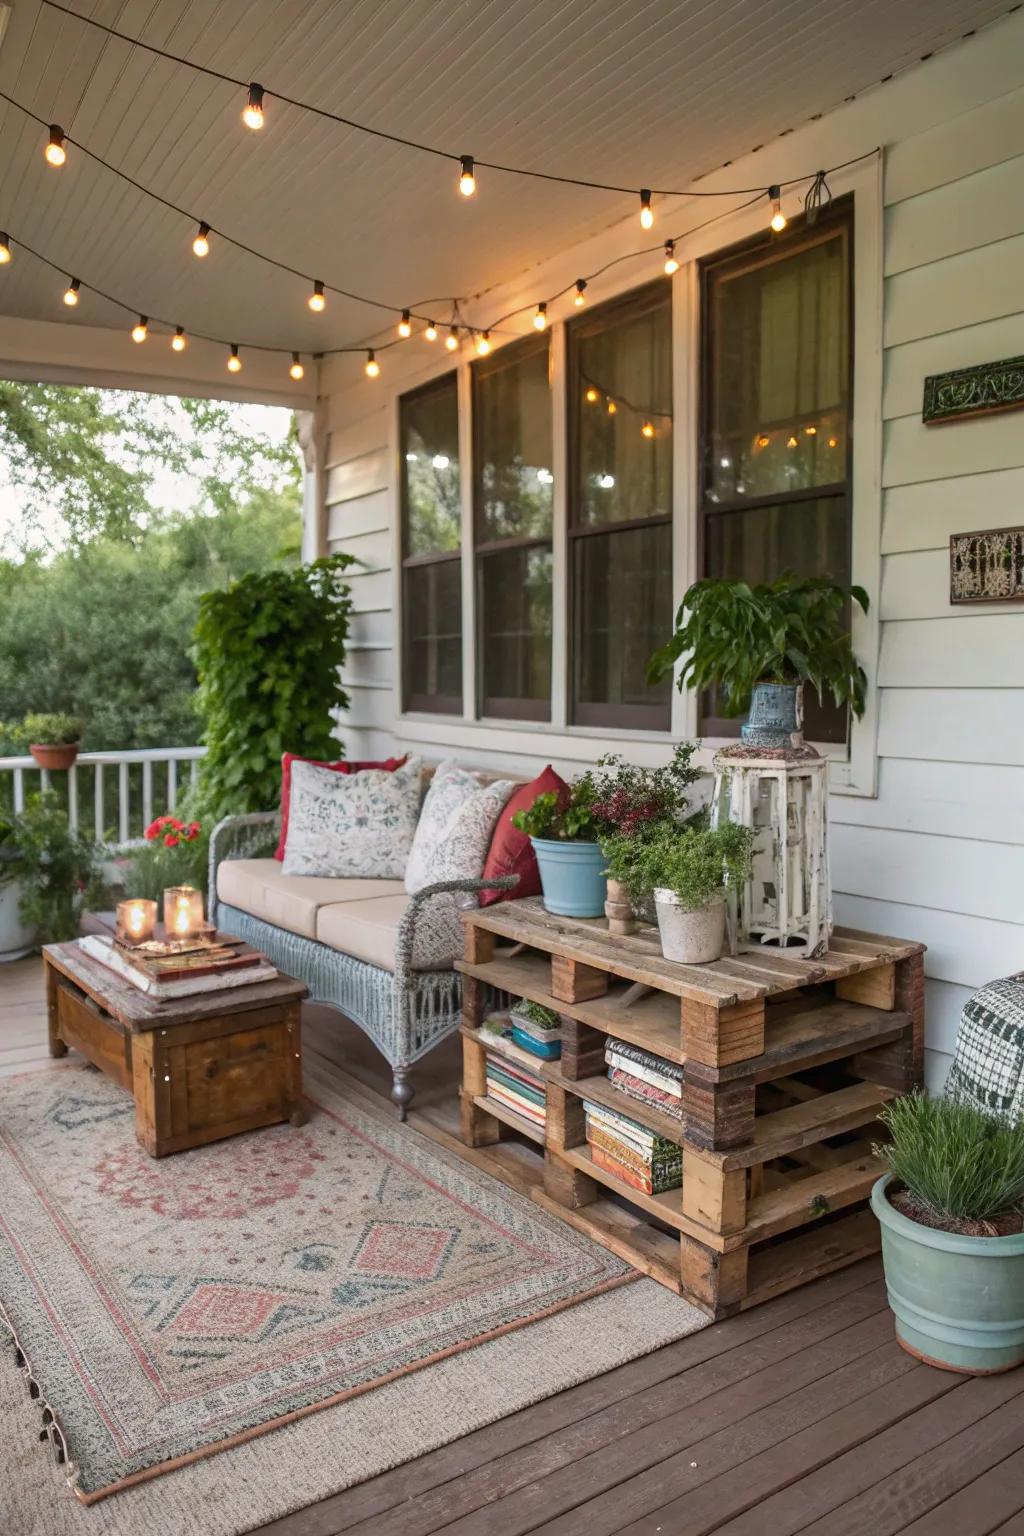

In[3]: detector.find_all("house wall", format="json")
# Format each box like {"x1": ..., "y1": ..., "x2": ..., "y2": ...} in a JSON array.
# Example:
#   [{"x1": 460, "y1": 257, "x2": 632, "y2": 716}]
[{"x1": 315, "y1": 12, "x2": 1024, "y2": 1093}]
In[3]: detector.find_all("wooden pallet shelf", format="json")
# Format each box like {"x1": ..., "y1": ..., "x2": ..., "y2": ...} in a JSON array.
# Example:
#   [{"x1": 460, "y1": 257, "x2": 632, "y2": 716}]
[{"x1": 458, "y1": 897, "x2": 925, "y2": 1319}]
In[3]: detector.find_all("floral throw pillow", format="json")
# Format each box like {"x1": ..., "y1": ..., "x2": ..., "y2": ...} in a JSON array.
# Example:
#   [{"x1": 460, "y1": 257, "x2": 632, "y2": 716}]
[
  {"x1": 405, "y1": 762, "x2": 485, "y2": 894},
  {"x1": 405, "y1": 778, "x2": 516, "y2": 968},
  {"x1": 282, "y1": 756, "x2": 422, "y2": 879}
]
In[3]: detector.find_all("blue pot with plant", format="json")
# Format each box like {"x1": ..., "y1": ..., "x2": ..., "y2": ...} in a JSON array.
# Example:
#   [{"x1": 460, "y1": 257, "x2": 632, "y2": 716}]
[
  {"x1": 511, "y1": 776, "x2": 609, "y2": 918},
  {"x1": 647, "y1": 573, "x2": 870, "y2": 748}
]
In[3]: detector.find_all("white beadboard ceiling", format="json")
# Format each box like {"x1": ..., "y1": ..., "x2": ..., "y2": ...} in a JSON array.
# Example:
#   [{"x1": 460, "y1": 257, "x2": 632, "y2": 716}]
[{"x1": 0, "y1": 0, "x2": 1014, "y2": 359}]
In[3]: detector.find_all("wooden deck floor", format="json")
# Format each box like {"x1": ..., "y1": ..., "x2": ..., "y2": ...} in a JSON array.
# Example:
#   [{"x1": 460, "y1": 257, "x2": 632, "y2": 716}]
[{"x1": 4, "y1": 957, "x2": 1024, "y2": 1535}]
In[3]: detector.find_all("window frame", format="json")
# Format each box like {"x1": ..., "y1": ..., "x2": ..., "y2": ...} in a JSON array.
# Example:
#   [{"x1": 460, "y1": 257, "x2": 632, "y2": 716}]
[
  {"x1": 566, "y1": 279, "x2": 674, "y2": 732},
  {"x1": 398, "y1": 369, "x2": 463, "y2": 716}
]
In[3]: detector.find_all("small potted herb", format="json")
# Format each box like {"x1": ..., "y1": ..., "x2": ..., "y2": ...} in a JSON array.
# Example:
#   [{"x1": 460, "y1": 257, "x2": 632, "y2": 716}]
[
  {"x1": 511, "y1": 773, "x2": 610, "y2": 918},
  {"x1": 871, "y1": 1094, "x2": 1024, "y2": 1374},
  {"x1": 594, "y1": 745, "x2": 703, "y2": 926},
  {"x1": 23, "y1": 712, "x2": 85, "y2": 771},
  {"x1": 619, "y1": 819, "x2": 753, "y2": 963},
  {"x1": 647, "y1": 573, "x2": 868, "y2": 747}
]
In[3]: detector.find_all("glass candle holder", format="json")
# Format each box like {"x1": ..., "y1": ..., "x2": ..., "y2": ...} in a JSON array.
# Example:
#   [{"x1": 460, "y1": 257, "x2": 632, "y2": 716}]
[
  {"x1": 115, "y1": 898, "x2": 157, "y2": 945},
  {"x1": 163, "y1": 885, "x2": 204, "y2": 941}
]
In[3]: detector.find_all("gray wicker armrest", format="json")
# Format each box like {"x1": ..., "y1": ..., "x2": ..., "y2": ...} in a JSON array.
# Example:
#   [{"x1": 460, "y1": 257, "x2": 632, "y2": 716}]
[
  {"x1": 395, "y1": 876, "x2": 518, "y2": 981},
  {"x1": 208, "y1": 811, "x2": 282, "y2": 921}
]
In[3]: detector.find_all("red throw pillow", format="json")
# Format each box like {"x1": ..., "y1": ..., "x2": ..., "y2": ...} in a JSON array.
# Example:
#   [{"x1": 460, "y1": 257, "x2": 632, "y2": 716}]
[
  {"x1": 274, "y1": 752, "x2": 407, "y2": 860},
  {"x1": 479, "y1": 765, "x2": 569, "y2": 907}
]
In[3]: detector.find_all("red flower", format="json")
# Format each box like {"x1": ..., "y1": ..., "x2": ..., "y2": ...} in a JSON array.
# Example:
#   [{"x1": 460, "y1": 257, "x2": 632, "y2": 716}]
[{"x1": 163, "y1": 833, "x2": 180, "y2": 848}]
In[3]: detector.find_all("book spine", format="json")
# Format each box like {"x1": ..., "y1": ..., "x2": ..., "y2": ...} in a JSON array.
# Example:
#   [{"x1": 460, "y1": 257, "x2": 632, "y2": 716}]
[
  {"x1": 604, "y1": 1038, "x2": 683, "y2": 1084},
  {"x1": 606, "y1": 1051, "x2": 683, "y2": 1097}
]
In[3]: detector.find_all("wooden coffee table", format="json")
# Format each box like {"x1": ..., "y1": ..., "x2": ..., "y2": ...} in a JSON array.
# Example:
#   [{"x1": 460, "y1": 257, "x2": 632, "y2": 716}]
[{"x1": 43, "y1": 940, "x2": 308, "y2": 1158}]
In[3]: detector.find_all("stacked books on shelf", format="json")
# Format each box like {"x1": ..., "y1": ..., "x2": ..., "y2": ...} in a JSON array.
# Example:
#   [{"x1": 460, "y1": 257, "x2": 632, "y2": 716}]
[
  {"x1": 484, "y1": 1056, "x2": 547, "y2": 1129},
  {"x1": 605, "y1": 1037, "x2": 684, "y2": 1121},
  {"x1": 583, "y1": 1099, "x2": 682, "y2": 1195},
  {"x1": 507, "y1": 999, "x2": 562, "y2": 1061},
  {"x1": 78, "y1": 932, "x2": 277, "y2": 999}
]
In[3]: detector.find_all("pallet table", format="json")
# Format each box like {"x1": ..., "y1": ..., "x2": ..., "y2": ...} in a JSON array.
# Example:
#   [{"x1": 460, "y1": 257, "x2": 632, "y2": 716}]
[{"x1": 457, "y1": 897, "x2": 924, "y2": 1318}]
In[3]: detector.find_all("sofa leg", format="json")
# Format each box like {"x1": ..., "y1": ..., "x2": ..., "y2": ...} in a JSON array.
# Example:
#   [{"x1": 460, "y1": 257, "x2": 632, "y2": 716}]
[{"x1": 391, "y1": 1069, "x2": 414, "y2": 1121}]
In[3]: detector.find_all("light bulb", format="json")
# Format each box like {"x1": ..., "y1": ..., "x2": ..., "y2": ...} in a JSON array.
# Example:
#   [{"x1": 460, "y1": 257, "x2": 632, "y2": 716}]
[
  {"x1": 445, "y1": 327, "x2": 459, "y2": 352},
  {"x1": 639, "y1": 188, "x2": 653, "y2": 229},
  {"x1": 289, "y1": 352, "x2": 304, "y2": 380},
  {"x1": 172, "y1": 326, "x2": 187, "y2": 352},
  {"x1": 458, "y1": 155, "x2": 475, "y2": 197},
  {"x1": 63, "y1": 278, "x2": 80, "y2": 306},
  {"x1": 227, "y1": 344, "x2": 242, "y2": 373},
  {"x1": 0, "y1": 234, "x2": 10, "y2": 265},
  {"x1": 308, "y1": 280, "x2": 326, "y2": 313},
  {"x1": 757, "y1": 434, "x2": 770, "y2": 448},
  {"x1": 641, "y1": 420, "x2": 655, "y2": 439},
  {"x1": 476, "y1": 331, "x2": 491, "y2": 356},
  {"x1": 607, "y1": 399, "x2": 617, "y2": 415},
  {"x1": 574, "y1": 278, "x2": 587, "y2": 307},
  {"x1": 533, "y1": 302, "x2": 547, "y2": 331},
  {"x1": 828, "y1": 436, "x2": 839, "y2": 448},
  {"x1": 787, "y1": 434, "x2": 798, "y2": 448},
  {"x1": 663, "y1": 240, "x2": 679, "y2": 275},
  {"x1": 598, "y1": 473, "x2": 615, "y2": 489},
  {"x1": 243, "y1": 82, "x2": 265, "y2": 131},
  {"x1": 425, "y1": 321, "x2": 438, "y2": 341},
  {"x1": 804, "y1": 425, "x2": 817, "y2": 436},
  {"x1": 45, "y1": 125, "x2": 66, "y2": 167},
  {"x1": 398, "y1": 309, "x2": 412, "y2": 338},
  {"x1": 192, "y1": 221, "x2": 211, "y2": 258},
  {"x1": 585, "y1": 387, "x2": 599, "y2": 404},
  {"x1": 769, "y1": 185, "x2": 786, "y2": 233},
  {"x1": 131, "y1": 316, "x2": 148, "y2": 343},
  {"x1": 365, "y1": 350, "x2": 380, "y2": 378}
]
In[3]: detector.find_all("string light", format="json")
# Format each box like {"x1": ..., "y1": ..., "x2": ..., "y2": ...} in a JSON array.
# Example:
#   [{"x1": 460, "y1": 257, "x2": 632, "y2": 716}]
[
  {"x1": 0, "y1": 233, "x2": 10, "y2": 264},
  {"x1": 131, "y1": 315, "x2": 148, "y2": 343},
  {"x1": 641, "y1": 420, "x2": 655, "y2": 439},
  {"x1": 828, "y1": 436, "x2": 839, "y2": 448},
  {"x1": 459, "y1": 155, "x2": 476, "y2": 197},
  {"x1": 757, "y1": 435, "x2": 770, "y2": 448},
  {"x1": 308, "y1": 280, "x2": 326, "y2": 312},
  {"x1": 45, "y1": 124, "x2": 66, "y2": 166},
  {"x1": 445, "y1": 326, "x2": 459, "y2": 352},
  {"x1": 533, "y1": 302, "x2": 547, "y2": 331},
  {"x1": 574, "y1": 279, "x2": 587, "y2": 307},
  {"x1": 663, "y1": 240, "x2": 679, "y2": 275},
  {"x1": 607, "y1": 399, "x2": 617, "y2": 415},
  {"x1": 787, "y1": 434, "x2": 799, "y2": 447},
  {"x1": 804, "y1": 425, "x2": 817, "y2": 436},
  {"x1": 172, "y1": 326, "x2": 187, "y2": 351},
  {"x1": 398, "y1": 309, "x2": 412, "y2": 338},
  {"x1": 476, "y1": 331, "x2": 491, "y2": 356},
  {"x1": 289, "y1": 352, "x2": 304, "y2": 379},
  {"x1": 585, "y1": 387, "x2": 599, "y2": 403},
  {"x1": 769, "y1": 185, "x2": 786, "y2": 233},
  {"x1": 62, "y1": 277, "x2": 80, "y2": 306},
  {"x1": 365, "y1": 349, "x2": 380, "y2": 377},
  {"x1": 639, "y1": 189, "x2": 653, "y2": 229},
  {"x1": 192, "y1": 222, "x2": 211, "y2": 257},
  {"x1": 227, "y1": 343, "x2": 242, "y2": 372},
  {"x1": 242, "y1": 82, "x2": 265, "y2": 131},
  {"x1": 425, "y1": 321, "x2": 438, "y2": 341}
]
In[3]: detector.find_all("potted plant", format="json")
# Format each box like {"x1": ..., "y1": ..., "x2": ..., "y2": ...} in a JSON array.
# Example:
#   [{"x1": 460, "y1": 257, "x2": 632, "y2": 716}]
[
  {"x1": 593, "y1": 745, "x2": 703, "y2": 925},
  {"x1": 0, "y1": 815, "x2": 35, "y2": 962},
  {"x1": 646, "y1": 573, "x2": 869, "y2": 747},
  {"x1": 8, "y1": 791, "x2": 108, "y2": 944},
  {"x1": 511, "y1": 774, "x2": 610, "y2": 918},
  {"x1": 613, "y1": 818, "x2": 753, "y2": 963},
  {"x1": 23, "y1": 712, "x2": 85, "y2": 771},
  {"x1": 871, "y1": 1093, "x2": 1024, "y2": 1374}
]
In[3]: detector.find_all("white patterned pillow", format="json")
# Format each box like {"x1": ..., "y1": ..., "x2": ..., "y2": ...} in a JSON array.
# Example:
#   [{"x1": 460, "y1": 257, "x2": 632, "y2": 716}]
[
  {"x1": 405, "y1": 761, "x2": 489, "y2": 893},
  {"x1": 282, "y1": 756, "x2": 422, "y2": 878},
  {"x1": 406, "y1": 778, "x2": 516, "y2": 968}
]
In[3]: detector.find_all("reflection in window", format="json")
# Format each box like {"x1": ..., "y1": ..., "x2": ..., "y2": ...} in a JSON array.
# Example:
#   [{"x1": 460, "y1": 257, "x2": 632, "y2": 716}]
[
  {"x1": 400, "y1": 373, "x2": 462, "y2": 712},
  {"x1": 568, "y1": 281, "x2": 673, "y2": 729}
]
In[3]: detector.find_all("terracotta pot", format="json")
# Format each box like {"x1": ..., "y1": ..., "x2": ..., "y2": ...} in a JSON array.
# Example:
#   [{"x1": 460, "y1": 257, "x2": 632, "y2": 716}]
[{"x1": 28, "y1": 741, "x2": 81, "y2": 771}]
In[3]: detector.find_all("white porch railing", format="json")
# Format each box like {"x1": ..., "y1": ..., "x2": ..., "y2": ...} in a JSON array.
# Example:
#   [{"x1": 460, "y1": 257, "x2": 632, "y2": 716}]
[{"x1": 0, "y1": 746, "x2": 206, "y2": 846}]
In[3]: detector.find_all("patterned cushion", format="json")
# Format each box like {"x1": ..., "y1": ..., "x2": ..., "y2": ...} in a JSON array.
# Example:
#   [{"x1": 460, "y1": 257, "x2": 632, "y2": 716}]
[
  {"x1": 282, "y1": 756, "x2": 422, "y2": 879},
  {"x1": 405, "y1": 761, "x2": 509, "y2": 894},
  {"x1": 946, "y1": 978, "x2": 1024, "y2": 1119}
]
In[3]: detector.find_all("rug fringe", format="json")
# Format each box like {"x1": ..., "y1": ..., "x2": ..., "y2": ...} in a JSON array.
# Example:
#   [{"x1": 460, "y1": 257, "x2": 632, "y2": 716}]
[{"x1": 0, "y1": 1295, "x2": 80, "y2": 1492}]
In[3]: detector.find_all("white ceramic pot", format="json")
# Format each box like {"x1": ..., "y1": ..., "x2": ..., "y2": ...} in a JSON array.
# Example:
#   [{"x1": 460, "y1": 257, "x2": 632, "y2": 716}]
[
  {"x1": 0, "y1": 876, "x2": 35, "y2": 963},
  {"x1": 653, "y1": 890, "x2": 726, "y2": 964}
]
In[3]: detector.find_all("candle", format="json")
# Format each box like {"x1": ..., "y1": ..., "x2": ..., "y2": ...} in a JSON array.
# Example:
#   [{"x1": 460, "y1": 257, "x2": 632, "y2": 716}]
[
  {"x1": 115, "y1": 898, "x2": 157, "y2": 945},
  {"x1": 162, "y1": 886, "x2": 204, "y2": 942}
]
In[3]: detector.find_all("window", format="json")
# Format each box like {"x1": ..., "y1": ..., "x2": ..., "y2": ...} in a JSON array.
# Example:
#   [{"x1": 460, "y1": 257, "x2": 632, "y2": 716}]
[
  {"x1": 567, "y1": 282, "x2": 674, "y2": 730},
  {"x1": 473, "y1": 335, "x2": 553, "y2": 719},
  {"x1": 400, "y1": 373, "x2": 462, "y2": 713},
  {"x1": 700, "y1": 200, "x2": 853, "y2": 742}
]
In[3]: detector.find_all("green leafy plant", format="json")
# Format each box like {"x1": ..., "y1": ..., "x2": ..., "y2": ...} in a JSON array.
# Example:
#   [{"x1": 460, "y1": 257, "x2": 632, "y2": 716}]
[
  {"x1": 511, "y1": 1000, "x2": 560, "y2": 1031},
  {"x1": 590, "y1": 744, "x2": 701, "y2": 838},
  {"x1": 876, "y1": 1093, "x2": 1024, "y2": 1228},
  {"x1": 6, "y1": 791, "x2": 108, "y2": 942},
  {"x1": 646, "y1": 573, "x2": 869, "y2": 718},
  {"x1": 511, "y1": 774, "x2": 605, "y2": 842},
  {"x1": 609, "y1": 818, "x2": 753, "y2": 913},
  {"x1": 23, "y1": 711, "x2": 84, "y2": 745},
  {"x1": 194, "y1": 554, "x2": 356, "y2": 819}
]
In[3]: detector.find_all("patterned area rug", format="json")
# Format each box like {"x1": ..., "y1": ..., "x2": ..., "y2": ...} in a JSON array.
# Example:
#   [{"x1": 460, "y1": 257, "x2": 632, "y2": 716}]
[{"x1": 0, "y1": 1062, "x2": 633, "y2": 1503}]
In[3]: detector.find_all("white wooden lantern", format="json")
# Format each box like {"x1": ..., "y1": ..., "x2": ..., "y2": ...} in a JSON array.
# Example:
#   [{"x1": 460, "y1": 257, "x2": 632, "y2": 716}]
[{"x1": 710, "y1": 747, "x2": 832, "y2": 959}]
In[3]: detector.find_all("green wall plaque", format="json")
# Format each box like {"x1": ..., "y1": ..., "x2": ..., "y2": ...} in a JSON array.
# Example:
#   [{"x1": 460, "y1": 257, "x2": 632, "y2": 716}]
[{"x1": 923, "y1": 356, "x2": 1024, "y2": 425}]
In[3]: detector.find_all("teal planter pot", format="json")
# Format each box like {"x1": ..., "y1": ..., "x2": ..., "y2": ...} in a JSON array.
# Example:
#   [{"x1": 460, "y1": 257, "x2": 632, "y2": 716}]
[
  {"x1": 872, "y1": 1174, "x2": 1024, "y2": 1374},
  {"x1": 530, "y1": 838, "x2": 607, "y2": 918}
]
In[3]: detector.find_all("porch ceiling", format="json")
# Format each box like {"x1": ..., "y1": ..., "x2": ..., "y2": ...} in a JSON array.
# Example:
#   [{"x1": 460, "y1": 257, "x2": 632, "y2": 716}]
[{"x1": 0, "y1": 0, "x2": 1013, "y2": 362}]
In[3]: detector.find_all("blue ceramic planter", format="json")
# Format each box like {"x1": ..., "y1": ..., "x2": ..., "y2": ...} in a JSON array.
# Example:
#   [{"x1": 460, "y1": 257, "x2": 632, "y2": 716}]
[
  {"x1": 741, "y1": 681, "x2": 800, "y2": 748},
  {"x1": 530, "y1": 838, "x2": 608, "y2": 918}
]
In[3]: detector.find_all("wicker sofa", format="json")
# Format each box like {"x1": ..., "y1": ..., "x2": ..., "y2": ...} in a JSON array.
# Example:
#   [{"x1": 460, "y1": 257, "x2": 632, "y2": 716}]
[{"x1": 208, "y1": 769, "x2": 514, "y2": 1117}]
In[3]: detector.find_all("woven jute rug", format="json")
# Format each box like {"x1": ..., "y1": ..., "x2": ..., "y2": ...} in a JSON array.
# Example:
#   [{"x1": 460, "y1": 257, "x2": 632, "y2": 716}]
[{"x1": 0, "y1": 1060, "x2": 706, "y2": 1519}]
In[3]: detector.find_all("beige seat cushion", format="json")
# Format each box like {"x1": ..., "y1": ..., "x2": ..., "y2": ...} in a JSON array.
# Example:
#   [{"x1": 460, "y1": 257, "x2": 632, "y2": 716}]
[
  {"x1": 217, "y1": 859, "x2": 405, "y2": 941},
  {"x1": 315, "y1": 895, "x2": 412, "y2": 972}
]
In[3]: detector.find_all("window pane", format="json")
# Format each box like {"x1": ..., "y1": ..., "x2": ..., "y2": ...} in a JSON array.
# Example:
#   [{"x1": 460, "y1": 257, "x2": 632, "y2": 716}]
[
  {"x1": 475, "y1": 338, "x2": 553, "y2": 542},
  {"x1": 400, "y1": 375, "x2": 461, "y2": 556},
  {"x1": 705, "y1": 227, "x2": 849, "y2": 503},
  {"x1": 573, "y1": 523, "x2": 672, "y2": 725},
  {"x1": 478, "y1": 546, "x2": 552, "y2": 718},
  {"x1": 572, "y1": 284, "x2": 672, "y2": 528},
  {"x1": 404, "y1": 559, "x2": 462, "y2": 710}
]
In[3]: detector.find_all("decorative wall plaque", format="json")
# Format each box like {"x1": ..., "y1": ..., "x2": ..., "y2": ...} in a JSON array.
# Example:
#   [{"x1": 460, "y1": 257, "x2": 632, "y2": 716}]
[
  {"x1": 950, "y1": 527, "x2": 1024, "y2": 604},
  {"x1": 924, "y1": 356, "x2": 1024, "y2": 425}
]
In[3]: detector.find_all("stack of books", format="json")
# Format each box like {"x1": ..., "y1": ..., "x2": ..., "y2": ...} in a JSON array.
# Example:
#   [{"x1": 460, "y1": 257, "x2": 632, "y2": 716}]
[
  {"x1": 583, "y1": 1099, "x2": 682, "y2": 1194},
  {"x1": 484, "y1": 1057, "x2": 546, "y2": 1130},
  {"x1": 78, "y1": 932, "x2": 277, "y2": 999},
  {"x1": 507, "y1": 999, "x2": 562, "y2": 1061},
  {"x1": 604, "y1": 1038, "x2": 684, "y2": 1121}
]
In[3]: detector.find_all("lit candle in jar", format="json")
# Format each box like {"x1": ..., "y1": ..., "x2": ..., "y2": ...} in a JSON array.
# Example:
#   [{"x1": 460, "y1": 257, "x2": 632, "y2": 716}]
[
  {"x1": 115, "y1": 898, "x2": 157, "y2": 945},
  {"x1": 162, "y1": 886, "x2": 204, "y2": 941}
]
